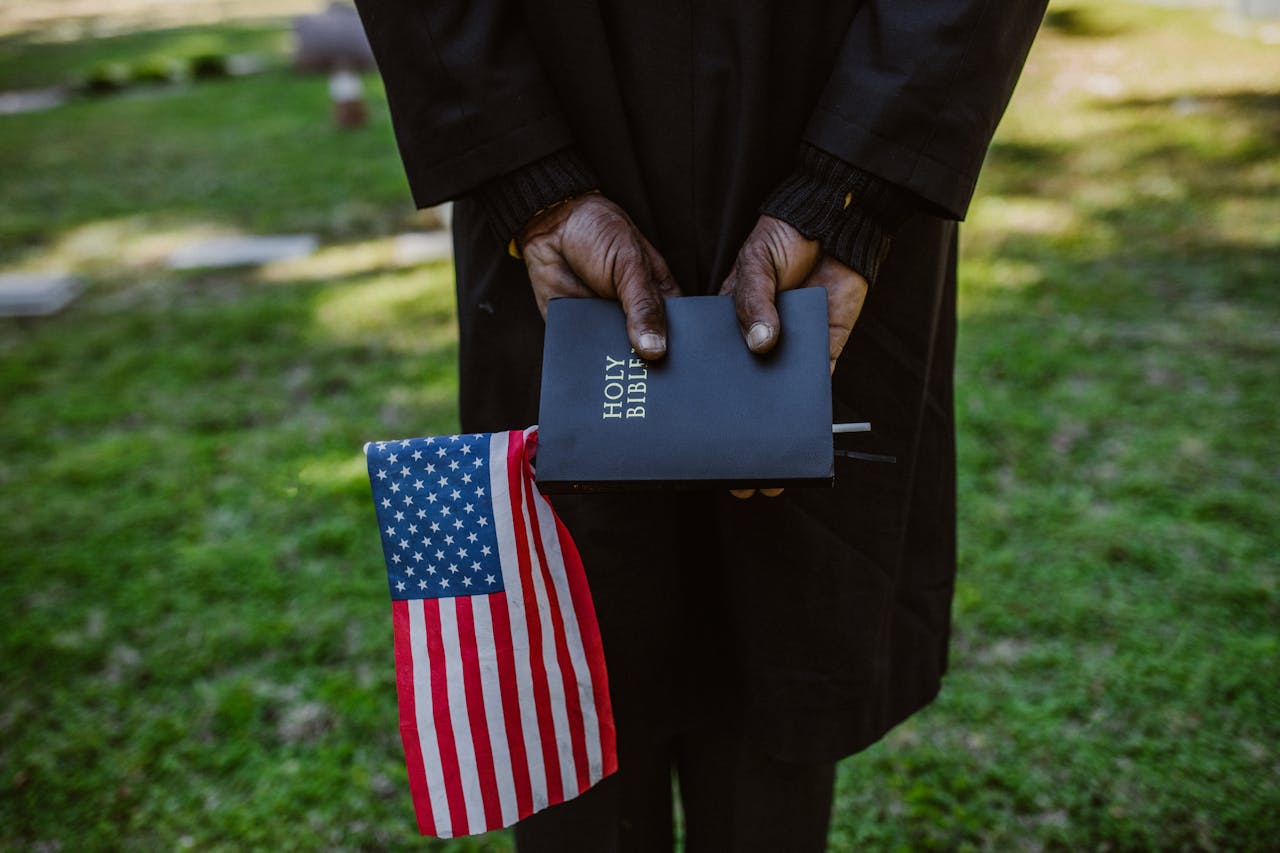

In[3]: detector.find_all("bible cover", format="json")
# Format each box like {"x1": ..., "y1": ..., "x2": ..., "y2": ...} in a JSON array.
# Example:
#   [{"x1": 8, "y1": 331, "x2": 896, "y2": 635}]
[{"x1": 536, "y1": 289, "x2": 834, "y2": 493}]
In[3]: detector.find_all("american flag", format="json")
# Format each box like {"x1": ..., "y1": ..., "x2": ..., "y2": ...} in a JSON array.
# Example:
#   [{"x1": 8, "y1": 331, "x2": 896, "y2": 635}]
[{"x1": 365, "y1": 427, "x2": 616, "y2": 837}]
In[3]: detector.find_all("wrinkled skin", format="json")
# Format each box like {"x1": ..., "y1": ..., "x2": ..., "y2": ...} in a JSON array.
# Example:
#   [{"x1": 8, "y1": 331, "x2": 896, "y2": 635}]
[
  {"x1": 520, "y1": 196, "x2": 869, "y2": 499},
  {"x1": 519, "y1": 193, "x2": 680, "y2": 360}
]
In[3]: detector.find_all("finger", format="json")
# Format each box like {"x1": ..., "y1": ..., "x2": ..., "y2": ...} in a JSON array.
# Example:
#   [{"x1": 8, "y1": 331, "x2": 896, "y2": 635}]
[
  {"x1": 803, "y1": 256, "x2": 869, "y2": 372},
  {"x1": 760, "y1": 488, "x2": 785, "y2": 497},
  {"x1": 729, "y1": 489, "x2": 755, "y2": 499},
  {"x1": 727, "y1": 245, "x2": 781, "y2": 354},
  {"x1": 611, "y1": 243, "x2": 670, "y2": 359},
  {"x1": 720, "y1": 218, "x2": 821, "y2": 355}
]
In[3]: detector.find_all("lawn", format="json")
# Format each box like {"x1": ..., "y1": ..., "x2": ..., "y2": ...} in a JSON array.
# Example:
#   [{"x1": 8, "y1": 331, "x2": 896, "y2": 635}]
[{"x1": 2, "y1": 1, "x2": 1278, "y2": 850}]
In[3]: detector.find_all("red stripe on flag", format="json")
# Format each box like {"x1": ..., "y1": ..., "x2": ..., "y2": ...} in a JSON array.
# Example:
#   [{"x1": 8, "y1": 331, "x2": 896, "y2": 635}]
[
  {"x1": 393, "y1": 600, "x2": 436, "y2": 835},
  {"x1": 548, "y1": 502, "x2": 618, "y2": 775},
  {"x1": 423, "y1": 599, "x2": 469, "y2": 836},
  {"x1": 505, "y1": 430, "x2": 565, "y2": 806},
  {"x1": 520, "y1": 467, "x2": 591, "y2": 794},
  {"x1": 453, "y1": 596, "x2": 503, "y2": 830},
  {"x1": 486, "y1": 590, "x2": 534, "y2": 819}
]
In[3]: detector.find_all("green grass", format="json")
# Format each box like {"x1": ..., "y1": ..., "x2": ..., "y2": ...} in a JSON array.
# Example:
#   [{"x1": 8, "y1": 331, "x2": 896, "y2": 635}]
[
  {"x1": 0, "y1": 66, "x2": 416, "y2": 265},
  {"x1": 2, "y1": 1, "x2": 1278, "y2": 850},
  {"x1": 0, "y1": 262, "x2": 467, "y2": 850},
  {"x1": 0, "y1": 22, "x2": 290, "y2": 91},
  {"x1": 829, "y1": 3, "x2": 1280, "y2": 850}
]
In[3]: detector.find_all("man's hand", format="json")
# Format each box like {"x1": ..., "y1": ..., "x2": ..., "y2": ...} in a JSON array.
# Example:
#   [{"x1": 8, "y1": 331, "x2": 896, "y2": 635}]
[
  {"x1": 719, "y1": 214, "x2": 869, "y2": 499},
  {"x1": 720, "y1": 214, "x2": 869, "y2": 372},
  {"x1": 520, "y1": 194, "x2": 680, "y2": 360}
]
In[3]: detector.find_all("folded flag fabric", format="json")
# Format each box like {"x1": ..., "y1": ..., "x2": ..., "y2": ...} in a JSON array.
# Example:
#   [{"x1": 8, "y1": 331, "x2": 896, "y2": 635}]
[{"x1": 365, "y1": 427, "x2": 616, "y2": 837}]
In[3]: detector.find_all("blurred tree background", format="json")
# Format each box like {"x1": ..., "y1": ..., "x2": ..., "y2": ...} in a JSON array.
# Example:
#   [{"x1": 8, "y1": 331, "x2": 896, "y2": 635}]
[{"x1": 1, "y1": 1, "x2": 1276, "y2": 849}]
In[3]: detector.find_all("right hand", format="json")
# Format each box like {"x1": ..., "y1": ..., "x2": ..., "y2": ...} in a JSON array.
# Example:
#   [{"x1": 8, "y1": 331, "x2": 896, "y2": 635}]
[
  {"x1": 518, "y1": 194, "x2": 680, "y2": 360},
  {"x1": 719, "y1": 215, "x2": 869, "y2": 500}
]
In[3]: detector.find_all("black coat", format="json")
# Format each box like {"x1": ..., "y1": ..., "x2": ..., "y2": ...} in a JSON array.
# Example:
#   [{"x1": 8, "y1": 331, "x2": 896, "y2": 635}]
[{"x1": 357, "y1": 0, "x2": 1046, "y2": 763}]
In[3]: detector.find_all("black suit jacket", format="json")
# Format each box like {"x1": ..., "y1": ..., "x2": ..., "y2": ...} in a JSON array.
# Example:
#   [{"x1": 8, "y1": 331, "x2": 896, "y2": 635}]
[{"x1": 356, "y1": 0, "x2": 1045, "y2": 763}]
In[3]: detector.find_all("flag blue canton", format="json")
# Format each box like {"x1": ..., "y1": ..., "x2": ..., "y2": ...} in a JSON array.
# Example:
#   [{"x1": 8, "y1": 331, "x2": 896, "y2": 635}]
[{"x1": 368, "y1": 435, "x2": 505, "y2": 601}]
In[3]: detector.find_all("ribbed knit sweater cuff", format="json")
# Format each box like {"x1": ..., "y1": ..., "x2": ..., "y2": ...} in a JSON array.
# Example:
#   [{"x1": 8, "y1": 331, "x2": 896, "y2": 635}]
[
  {"x1": 761, "y1": 144, "x2": 916, "y2": 285},
  {"x1": 470, "y1": 148, "x2": 598, "y2": 245}
]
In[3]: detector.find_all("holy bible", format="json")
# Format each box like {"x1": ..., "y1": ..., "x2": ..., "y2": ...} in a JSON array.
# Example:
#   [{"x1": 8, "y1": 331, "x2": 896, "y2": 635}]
[{"x1": 535, "y1": 289, "x2": 834, "y2": 493}]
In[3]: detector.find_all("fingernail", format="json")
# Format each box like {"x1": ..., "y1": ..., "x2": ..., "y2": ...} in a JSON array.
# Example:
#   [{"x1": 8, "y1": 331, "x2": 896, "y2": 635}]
[
  {"x1": 639, "y1": 333, "x2": 665, "y2": 355},
  {"x1": 747, "y1": 323, "x2": 772, "y2": 351}
]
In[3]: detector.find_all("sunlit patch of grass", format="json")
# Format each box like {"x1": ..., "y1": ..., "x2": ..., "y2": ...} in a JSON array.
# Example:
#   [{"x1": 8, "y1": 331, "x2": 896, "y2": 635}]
[
  {"x1": 956, "y1": 257, "x2": 1045, "y2": 307},
  {"x1": 310, "y1": 263, "x2": 458, "y2": 351},
  {"x1": 297, "y1": 453, "x2": 373, "y2": 497},
  {"x1": 970, "y1": 196, "x2": 1083, "y2": 237},
  {"x1": 259, "y1": 238, "x2": 415, "y2": 284},
  {"x1": 0, "y1": 215, "x2": 239, "y2": 274}
]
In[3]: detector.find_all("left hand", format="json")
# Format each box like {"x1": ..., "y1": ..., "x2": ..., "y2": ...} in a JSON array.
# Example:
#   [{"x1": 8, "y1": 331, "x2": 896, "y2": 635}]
[{"x1": 718, "y1": 214, "x2": 869, "y2": 499}]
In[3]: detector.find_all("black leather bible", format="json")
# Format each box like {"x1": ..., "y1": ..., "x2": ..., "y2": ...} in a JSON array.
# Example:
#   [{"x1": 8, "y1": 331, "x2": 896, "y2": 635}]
[{"x1": 535, "y1": 289, "x2": 834, "y2": 493}]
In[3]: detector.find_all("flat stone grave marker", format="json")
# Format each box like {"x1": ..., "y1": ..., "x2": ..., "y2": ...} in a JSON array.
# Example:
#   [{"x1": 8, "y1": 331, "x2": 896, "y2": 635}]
[
  {"x1": 393, "y1": 231, "x2": 453, "y2": 266},
  {"x1": 0, "y1": 87, "x2": 67, "y2": 116},
  {"x1": 0, "y1": 272, "x2": 83, "y2": 316},
  {"x1": 168, "y1": 234, "x2": 318, "y2": 270}
]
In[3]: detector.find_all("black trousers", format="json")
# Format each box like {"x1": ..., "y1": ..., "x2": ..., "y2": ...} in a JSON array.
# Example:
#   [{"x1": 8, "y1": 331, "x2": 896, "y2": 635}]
[{"x1": 514, "y1": 721, "x2": 836, "y2": 852}]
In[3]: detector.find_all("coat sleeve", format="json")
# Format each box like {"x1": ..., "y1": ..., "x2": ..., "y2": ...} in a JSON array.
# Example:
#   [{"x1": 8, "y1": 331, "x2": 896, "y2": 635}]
[
  {"x1": 353, "y1": 0, "x2": 575, "y2": 208},
  {"x1": 762, "y1": 144, "x2": 917, "y2": 285},
  {"x1": 805, "y1": 0, "x2": 1048, "y2": 220}
]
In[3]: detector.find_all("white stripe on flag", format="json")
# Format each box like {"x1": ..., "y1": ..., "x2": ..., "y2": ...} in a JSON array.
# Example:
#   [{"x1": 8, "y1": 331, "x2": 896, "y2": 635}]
[
  {"x1": 472, "y1": 594, "x2": 518, "y2": 826},
  {"x1": 408, "y1": 600, "x2": 452, "y2": 837},
  {"x1": 437, "y1": 597, "x2": 486, "y2": 836},
  {"x1": 488, "y1": 431, "x2": 549, "y2": 812},
  {"x1": 529, "y1": 487, "x2": 604, "y2": 783},
  {"x1": 516, "y1": 469, "x2": 579, "y2": 797}
]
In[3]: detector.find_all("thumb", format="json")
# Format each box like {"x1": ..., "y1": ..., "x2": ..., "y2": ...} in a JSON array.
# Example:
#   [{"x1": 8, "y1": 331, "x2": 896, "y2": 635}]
[
  {"x1": 724, "y1": 242, "x2": 781, "y2": 354},
  {"x1": 609, "y1": 243, "x2": 671, "y2": 360},
  {"x1": 720, "y1": 216, "x2": 820, "y2": 355}
]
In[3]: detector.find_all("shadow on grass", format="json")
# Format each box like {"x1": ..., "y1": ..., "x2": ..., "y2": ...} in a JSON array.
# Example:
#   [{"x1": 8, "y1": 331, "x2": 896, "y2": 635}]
[
  {"x1": 1113, "y1": 90, "x2": 1280, "y2": 135},
  {"x1": 984, "y1": 88, "x2": 1279, "y2": 197}
]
